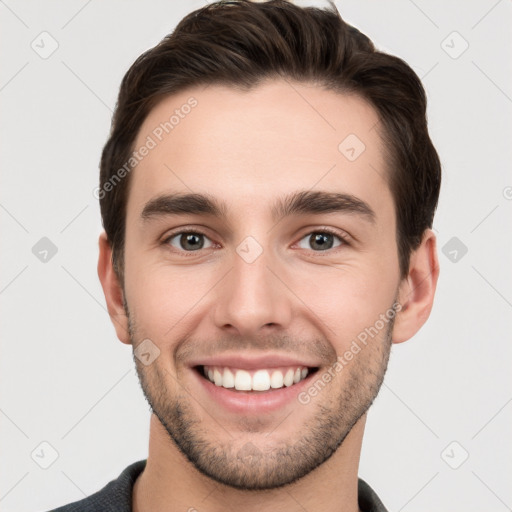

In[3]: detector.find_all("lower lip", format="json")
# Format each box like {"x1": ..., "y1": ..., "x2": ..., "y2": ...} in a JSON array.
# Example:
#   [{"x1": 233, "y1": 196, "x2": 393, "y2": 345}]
[{"x1": 192, "y1": 367, "x2": 316, "y2": 414}]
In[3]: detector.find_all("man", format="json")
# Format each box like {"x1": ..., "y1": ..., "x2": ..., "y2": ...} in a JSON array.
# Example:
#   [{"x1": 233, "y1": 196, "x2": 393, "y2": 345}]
[{"x1": 52, "y1": 0, "x2": 440, "y2": 510}]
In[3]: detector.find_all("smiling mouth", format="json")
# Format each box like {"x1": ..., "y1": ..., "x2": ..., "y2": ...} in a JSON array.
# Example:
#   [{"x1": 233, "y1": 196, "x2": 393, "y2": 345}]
[{"x1": 194, "y1": 365, "x2": 319, "y2": 393}]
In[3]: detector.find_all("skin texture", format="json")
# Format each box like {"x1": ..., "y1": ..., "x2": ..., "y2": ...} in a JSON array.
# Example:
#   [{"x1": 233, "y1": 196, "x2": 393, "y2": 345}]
[{"x1": 98, "y1": 79, "x2": 439, "y2": 512}]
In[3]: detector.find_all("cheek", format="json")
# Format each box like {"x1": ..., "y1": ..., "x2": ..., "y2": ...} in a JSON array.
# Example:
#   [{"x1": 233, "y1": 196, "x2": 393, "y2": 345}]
[
  {"x1": 125, "y1": 260, "x2": 215, "y2": 338},
  {"x1": 289, "y1": 260, "x2": 398, "y2": 347}
]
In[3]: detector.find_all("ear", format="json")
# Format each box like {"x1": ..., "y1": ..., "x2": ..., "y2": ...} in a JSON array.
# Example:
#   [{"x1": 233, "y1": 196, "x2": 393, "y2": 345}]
[
  {"x1": 97, "y1": 231, "x2": 131, "y2": 345},
  {"x1": 392, "y1": 229, "x2": 440, "y2": 344}
]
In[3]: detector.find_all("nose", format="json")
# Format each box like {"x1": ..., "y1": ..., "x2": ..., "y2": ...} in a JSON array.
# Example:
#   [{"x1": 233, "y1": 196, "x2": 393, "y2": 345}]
[{"x1": 212, "y1": 244, "x2": 293, "y2": 337}]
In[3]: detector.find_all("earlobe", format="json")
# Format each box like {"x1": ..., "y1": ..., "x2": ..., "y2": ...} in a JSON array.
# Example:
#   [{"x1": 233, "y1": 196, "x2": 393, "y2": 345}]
[
  {"x1": 392, "y1": 229, "x2": 440, "y2": 344},
  {"x1": 97, "y1": 231, "x2": 131, "y2": 345}
]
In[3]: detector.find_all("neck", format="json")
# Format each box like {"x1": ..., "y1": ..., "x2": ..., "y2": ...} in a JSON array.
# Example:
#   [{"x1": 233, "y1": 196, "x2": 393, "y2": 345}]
[{"x1": 133, "y1": 414, "x2": 366, "y2": 512}]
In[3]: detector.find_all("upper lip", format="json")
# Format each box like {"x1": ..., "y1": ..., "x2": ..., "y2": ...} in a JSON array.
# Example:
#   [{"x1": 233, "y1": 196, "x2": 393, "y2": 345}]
[{"x1": 189, "y1": 353, "x2": 321, "y2": 370}]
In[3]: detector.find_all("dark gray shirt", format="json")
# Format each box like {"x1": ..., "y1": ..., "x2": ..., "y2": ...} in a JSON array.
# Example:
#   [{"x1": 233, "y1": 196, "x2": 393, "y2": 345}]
[{"x1": 48, "y1": 459, "x2": 388, "y2": 511}]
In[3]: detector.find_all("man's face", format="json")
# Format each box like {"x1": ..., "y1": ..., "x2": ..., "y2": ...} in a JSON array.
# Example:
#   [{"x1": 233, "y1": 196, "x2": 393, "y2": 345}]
[{"x1": 122, "y1": 79, "x2": 402, "y2": 489}]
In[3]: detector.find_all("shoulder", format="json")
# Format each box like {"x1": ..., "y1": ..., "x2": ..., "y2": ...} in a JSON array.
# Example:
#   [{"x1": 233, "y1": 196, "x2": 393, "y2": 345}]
[
  {"x1": 358, "y1": 477, "x2": 388, "y2": 512},
  {"x1": 45, "y1": 459, "x2": 147, "y2": 512}
]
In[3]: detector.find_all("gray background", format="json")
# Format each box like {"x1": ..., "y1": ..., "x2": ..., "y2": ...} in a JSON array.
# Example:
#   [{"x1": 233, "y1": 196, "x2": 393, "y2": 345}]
[{"x1": 1, "y1": 1, "x2": 511, "y2": 510}]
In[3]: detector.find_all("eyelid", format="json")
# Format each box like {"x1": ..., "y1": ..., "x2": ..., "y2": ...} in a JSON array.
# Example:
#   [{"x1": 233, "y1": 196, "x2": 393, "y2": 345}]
[
  {"x1": 293, "y1": 226, "x2": 352, "y2": 250},
  {"x1": 162, "y1": 226, "x2": 211, "y2": 241},
  {"x1": 161, "y1": 227, "x2": 216, "y2": 251},
  {"x1": 161, "y1": 226, "x2": 352, "y2": 253}
]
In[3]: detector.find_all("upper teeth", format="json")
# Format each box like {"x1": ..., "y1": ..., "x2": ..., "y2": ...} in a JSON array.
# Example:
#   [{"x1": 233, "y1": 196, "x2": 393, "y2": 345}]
[{"x1": 203, "y1": 366, "x2": 309, "y2": 391}]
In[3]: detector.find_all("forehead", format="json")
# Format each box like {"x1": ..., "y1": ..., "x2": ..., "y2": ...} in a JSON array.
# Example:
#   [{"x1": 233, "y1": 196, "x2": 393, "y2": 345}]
[{"x1": 128, "y1": 79, "x2": 391, "y2": 222}]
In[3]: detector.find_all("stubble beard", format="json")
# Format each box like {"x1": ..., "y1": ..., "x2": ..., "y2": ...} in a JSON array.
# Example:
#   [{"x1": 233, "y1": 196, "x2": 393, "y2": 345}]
[{"x1": 127, "y1": 305, "x2": 394, "y2": 491}]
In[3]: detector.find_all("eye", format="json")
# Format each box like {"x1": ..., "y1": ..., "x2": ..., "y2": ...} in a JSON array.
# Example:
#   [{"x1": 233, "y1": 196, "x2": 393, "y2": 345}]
[
  {"x1": 296, "y1": 230, "x2": 348, "y2": 251},
  {"x1": 164, "y1": 231, "x2": 214, "y2": 252}
]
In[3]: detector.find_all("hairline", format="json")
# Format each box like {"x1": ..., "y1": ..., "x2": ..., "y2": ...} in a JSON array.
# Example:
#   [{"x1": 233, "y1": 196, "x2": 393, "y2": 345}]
[{"x1": 112, "y1": 80, "x2": 409, "y2": 283}]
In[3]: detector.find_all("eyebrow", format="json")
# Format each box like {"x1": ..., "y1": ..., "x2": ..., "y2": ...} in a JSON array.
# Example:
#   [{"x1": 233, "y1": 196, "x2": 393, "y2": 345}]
[{"x1": 140, "y1": 190, "x2": 376, "y2": 224}]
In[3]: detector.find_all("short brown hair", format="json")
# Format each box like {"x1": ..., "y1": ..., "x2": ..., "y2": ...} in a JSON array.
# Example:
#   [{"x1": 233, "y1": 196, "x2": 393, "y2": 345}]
[{"x1": 99, "y1": 0, "x2": 441, "y2": 282}]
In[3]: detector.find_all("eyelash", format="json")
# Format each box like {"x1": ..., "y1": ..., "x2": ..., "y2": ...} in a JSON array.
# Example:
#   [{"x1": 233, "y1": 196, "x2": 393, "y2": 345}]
[
  {"x1": 296, "y1": 228, "x2": 351, "y2": 252},
  {"x1": 161, "y1": 227, "x2": 351, "y2": 255}
]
